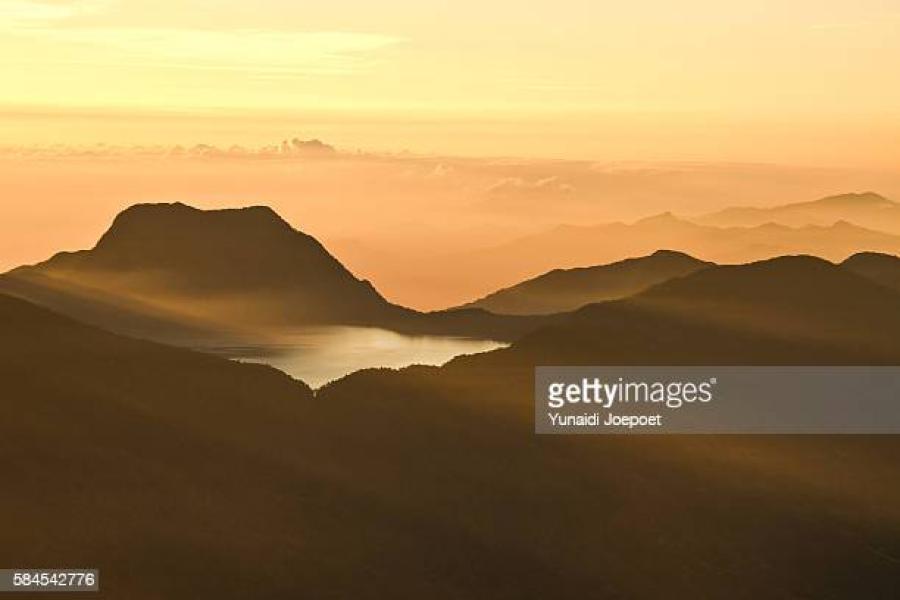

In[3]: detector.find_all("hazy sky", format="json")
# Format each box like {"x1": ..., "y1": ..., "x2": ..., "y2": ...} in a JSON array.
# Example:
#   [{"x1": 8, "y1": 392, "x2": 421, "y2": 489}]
[
  {"x1": 3, "y1": 0, "x2": 900, "y2": 310},
  {"x1": 1, "y1": 0, "x2": 899, "y2": 165}
]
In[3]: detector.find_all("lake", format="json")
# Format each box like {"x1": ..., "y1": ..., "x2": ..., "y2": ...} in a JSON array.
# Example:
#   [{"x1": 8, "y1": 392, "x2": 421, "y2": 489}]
[{"x1": 209, "y1": 326, "x2": 506, "y2": 388}]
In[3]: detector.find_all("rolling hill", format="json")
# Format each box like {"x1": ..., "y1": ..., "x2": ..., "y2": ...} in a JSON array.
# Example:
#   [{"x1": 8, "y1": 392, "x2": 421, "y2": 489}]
[
  {"x1": 463, "y1": 254, "x2": 900, "y2": 367},
  {"x1": 841, "y1": 251, "x2": 900, "y2": 293},
  {"x1": 462, "y1": 250, "x2": 711, "y2": 315}
]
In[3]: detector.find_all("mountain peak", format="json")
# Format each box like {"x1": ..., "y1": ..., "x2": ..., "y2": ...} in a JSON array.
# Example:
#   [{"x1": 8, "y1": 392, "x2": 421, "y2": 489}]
[
  {"x1": 816, "y1": 192, "x2": 894, "y2": 208},
  {"x1": 699, "y1": 191, "x2": 900, "y2": 233},
  {"x1": 842, "y1": 251, "x2": 900, "y2": 265},
  {"x1": 650, "y1": 249, "x2": 693, "y2": 258},
  {"x1": 107, "y1": 202, "x2": 288, "y2": 233},
  {"x1": 5, "y1": 203, "x2": 402, "y2": 328},
  {"x1": 841, "y1": 252, "x2": 900, "y2": 293},
  {"x1": 646, "y1": 249, "x2": 706, "y2": 264},
  {"x1": 635, "y1": 212, "x2": 686, "y2": 226},
  {"x1": 94, "y1": 203, "x2": 297, "y2": 254}
]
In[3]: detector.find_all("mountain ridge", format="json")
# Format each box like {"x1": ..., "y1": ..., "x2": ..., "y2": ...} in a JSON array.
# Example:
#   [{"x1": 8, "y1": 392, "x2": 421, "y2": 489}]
[
  {"x1": 698, "y1": 192, "x2": 900, "y2": 233},
  {"x1": 461, "y1": 250, "x2": 712, "y2": 315},
  {"x1": 456, "y1": 211, "x2": 900, "y2": 290},
  {"x1": 454, "y1": 254, "x2": 900, "y2": 368},
  {"x1": 841, "y1": 251, "x2": 900, "y2": 293}
]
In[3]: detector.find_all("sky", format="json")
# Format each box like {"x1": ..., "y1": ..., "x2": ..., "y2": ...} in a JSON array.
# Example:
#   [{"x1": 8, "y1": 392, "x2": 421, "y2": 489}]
[
  {"x1": 1, "y1": 0, "x2": 899, "y2": 165},
  {"x1": 2, "y1": 0, "x2": 900, "y2": 309}
]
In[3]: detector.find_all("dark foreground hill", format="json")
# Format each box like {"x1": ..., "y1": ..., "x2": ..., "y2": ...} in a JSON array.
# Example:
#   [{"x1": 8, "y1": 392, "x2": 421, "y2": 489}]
[
  {"x1": 842, "y1": 251, "x2": 900, "y2": 293},
  {"x1": 463, "y1": 250, "x2": 711, "y2": 315},
  {"x1": 475, "y1": 255, "x2": 900, "y2": 366},
  {"x1": 4, "y1": 251, "x2": 900, "y2": 598},
  {"x1": 313, "y1": 256, "x2": 900, "y2": 597},
  {"x1": 0, "y1": 294, "x2": 556, "y2": 598},
  {"x1": 0, "y1": 203, "x2": 546, "y2": 344}
]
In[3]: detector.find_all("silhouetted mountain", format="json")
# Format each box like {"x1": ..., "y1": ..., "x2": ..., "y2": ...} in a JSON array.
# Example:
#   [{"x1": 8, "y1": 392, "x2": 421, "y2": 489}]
[
  {"x1": 457, "y1": 213, "x2": 900, "y2": 287},
  {"x1": 462, "y1": 250, "x2": 711, "y2": 315},
  {"x1": 2, "y1": 203, "x2": 397, "y2": 330},
  {"x1": 841, "y1": 251, "x2": 900, "y2": 293},
  {"x1": 471, "y1": 255, "x2": 900, "y2": 366},
  {"x1": 7, "y1": 260, "x2": 900, "y2": 598},
  {"x1": 0, "y1": 203, "x2": 547, "y2": 344},
  {"x1": 318, "y1": 369, "x2": 900, "y2": 599},
  {"x1": 310, "y1": 254, "x2": 900, "y2": 597},
  {"x1": 46, "y1": 202, "x2": 390, "y2": 307},
  {"x1": 699, "y1": 192, "x2": 900, "y2": 233}
]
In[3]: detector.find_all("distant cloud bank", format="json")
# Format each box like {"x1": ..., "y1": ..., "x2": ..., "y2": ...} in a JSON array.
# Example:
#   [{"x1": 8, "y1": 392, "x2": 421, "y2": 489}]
[{"x1": 0, "y1": 138, "x2": 339, "y2": 159}]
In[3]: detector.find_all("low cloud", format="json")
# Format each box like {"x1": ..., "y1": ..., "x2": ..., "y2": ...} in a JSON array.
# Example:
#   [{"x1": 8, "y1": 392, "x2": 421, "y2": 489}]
[
  {"x1": 486, "y1": 176, "x2": 574, "y2": 196},
  {"x1": 0, "y1": 138, "x2": 338, "y2": 159}
]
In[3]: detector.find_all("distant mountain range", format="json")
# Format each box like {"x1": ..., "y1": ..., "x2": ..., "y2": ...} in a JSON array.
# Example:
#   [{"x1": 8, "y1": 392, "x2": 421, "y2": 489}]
[
  {"x1": 697, "y1": 192, "x2": 900, "y2": 233},
  {"x1": 320, "y1": 191, "x2": 900, "y2": 310},
  {"x1": 460, "y1": 210, "x2": 900, "y2": 288}
]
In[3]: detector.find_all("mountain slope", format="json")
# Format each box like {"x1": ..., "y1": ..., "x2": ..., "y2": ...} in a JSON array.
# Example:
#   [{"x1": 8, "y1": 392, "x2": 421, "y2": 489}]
[
  {"x1": 629, "y1": 255, "x2": 900, "y2": 356},
  {"x1": 1, "y1": 203, "x2": 400, "y2": 331},
  {"x1": 841, "y1": 251, "x2": 900, "y2": 293},
  {"x1": 313, "y1": 254, "x2": 900, "y2": 597},
  {"x1": 0, "y1": 294, "x2": 564, "y2": 598},
  {"x1": 699, "y1": 192, "x2": 900, "y2": 233},
  {"x1": 462, "y1": 250, "x2": 711, "y2": 315},
  {"x1": 7, "y1": 258, "x2": 900, "y2": 599},
  {"x1": 463, "y1": 255, "x2": 900, "y2": 367},
  {"x1": 0, "y1": 203, "x2": 548, "y2": 344}
]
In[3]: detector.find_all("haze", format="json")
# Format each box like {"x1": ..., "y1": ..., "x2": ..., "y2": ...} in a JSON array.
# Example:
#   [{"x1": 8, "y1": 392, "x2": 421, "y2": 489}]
[
  {"x1": 2, "y1": 0, "x2": 900, "y2": 308},
  {"x1": 2, "y1": 0, "x2": 900, "y2": 162}
]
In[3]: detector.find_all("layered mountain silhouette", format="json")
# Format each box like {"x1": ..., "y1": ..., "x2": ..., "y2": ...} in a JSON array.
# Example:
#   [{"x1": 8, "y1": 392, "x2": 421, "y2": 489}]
[
  {"x1": 5, "y1": 246, "x2": 900, "y2": 597},
  {"x1": 841, "y1": 251, "x2": 900, "y2": 293},
  {"x1": 462, "y1": 255, "x2": 900, "y2": 366},
  {"x1": 627, "y1": 255, "x2": 900, "y2": 359},
  {"x1": 459, "y1": 212, "x2": 900, "y2": 288},
  {"x1": 699, "y1": 192, "x2": 900, "y2": 233},
  {"x1": 6, "y1": 202, "x2": 898, "y2": 347},
  {"x1": 462, "y1": 250, "x2": 711, "y2": 315},
  {"x1": 0, "y1": 203, "x2": 547, "y2": 344},
  {"x1": 307, "y1": 254, "x2": 900, "y2": 596}
]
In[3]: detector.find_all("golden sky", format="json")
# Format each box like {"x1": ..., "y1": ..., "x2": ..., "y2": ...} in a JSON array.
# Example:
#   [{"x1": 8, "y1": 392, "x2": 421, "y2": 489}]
[{"x1": 1, "y1": 0, "x2": 899, "y2": 165}]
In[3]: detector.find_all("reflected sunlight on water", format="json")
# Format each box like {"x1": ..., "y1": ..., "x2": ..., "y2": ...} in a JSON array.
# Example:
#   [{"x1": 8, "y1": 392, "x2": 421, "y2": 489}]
[{"x1": 209, "y1": 326, "x2": 506, "y2": 387}]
